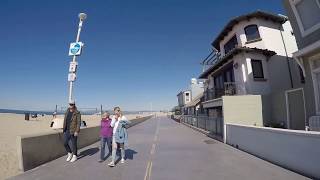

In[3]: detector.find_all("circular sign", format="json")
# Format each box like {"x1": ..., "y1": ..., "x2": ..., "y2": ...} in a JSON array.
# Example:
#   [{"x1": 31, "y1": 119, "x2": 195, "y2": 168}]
[{"x1": 70, "y1": 43, "x2": 81, "y2": 55}]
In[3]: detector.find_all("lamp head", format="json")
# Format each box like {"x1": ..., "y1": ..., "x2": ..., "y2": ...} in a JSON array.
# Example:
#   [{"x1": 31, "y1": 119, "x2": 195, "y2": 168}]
[{"x1": 78, "y1": 13, "x2": 87, "y2": 21}]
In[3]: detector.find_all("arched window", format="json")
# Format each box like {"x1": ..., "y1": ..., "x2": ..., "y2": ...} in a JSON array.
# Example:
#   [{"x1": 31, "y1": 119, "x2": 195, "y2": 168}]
[{"x1": 244, "y1": 25, "x2": 260, "y2": 41}]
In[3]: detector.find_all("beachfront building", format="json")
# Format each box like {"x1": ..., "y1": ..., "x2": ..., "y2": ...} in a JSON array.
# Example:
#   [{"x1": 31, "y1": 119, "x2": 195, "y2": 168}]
[
  {"x1": 191, "y1": 10, "x2": 307, "y2": 135},
  {"x1": 177, "y1": 78, "x2": 204, "y2": 115},
  {"x1": 283, "y1": 0, "x2": 320, "y2": 131},
  {"x1": 177, "y1": 90, "x2": 191, "y2": 108}
]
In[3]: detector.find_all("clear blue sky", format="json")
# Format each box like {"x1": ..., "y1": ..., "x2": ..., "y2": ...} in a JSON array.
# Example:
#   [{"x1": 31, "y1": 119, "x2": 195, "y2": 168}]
[{"x1": 0, "y1": 0, "x2": 285, "y2": 111}]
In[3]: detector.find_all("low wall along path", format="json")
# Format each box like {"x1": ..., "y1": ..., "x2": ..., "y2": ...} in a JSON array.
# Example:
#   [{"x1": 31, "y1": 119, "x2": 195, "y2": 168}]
[{"x1": 17, "y1": 115, "x2": 154, "y2": 171}]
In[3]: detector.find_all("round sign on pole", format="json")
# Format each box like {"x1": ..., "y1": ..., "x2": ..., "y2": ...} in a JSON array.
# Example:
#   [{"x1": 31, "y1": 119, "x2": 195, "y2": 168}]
[{"x1": 69, "y1": 42, "x2": 83, "y2": 56}]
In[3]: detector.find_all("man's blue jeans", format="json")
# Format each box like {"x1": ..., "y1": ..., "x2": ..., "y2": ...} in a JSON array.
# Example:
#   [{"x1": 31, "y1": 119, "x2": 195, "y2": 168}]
[
  {"x1": 100, "y1": 137, "x2": 112, "y2": 160},
  {"x1": 63, "y1": 131, "x2": 78, "y2": 155}
]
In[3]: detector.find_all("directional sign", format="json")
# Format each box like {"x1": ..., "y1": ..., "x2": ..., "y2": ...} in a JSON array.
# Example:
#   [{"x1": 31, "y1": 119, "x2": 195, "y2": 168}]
[
  {"x1": 68, "y1": 42, "x2": 83, "y2": 56},
  {"x1": 68, "y1": 73, "x2": 76, "y2": 82},
  {"x1": 69, "y1": 62, "x2": 78, "y2": 73}
]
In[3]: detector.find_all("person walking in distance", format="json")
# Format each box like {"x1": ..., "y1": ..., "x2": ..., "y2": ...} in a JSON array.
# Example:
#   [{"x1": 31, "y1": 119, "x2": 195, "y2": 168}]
[
  {"x1": 108, "y1": 107, "x2": 130, "y2": 167},
  {"x1": 63, "y1": 100, "x2": 81, "y2": 163}
]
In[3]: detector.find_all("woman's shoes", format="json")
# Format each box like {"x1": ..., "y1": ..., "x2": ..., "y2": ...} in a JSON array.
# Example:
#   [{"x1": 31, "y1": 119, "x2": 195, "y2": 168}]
[{"x1": 108, "y1": 161, "x2": 115, "y2": 167}]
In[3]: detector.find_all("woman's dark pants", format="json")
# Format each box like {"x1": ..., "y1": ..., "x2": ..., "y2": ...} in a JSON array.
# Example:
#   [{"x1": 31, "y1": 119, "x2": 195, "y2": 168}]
[{"x1": 100, "y1": 137, "x2": 112, "y2": 160}]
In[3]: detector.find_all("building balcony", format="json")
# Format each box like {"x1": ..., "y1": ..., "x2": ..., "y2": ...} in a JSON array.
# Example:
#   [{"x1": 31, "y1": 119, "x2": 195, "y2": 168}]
[{"x1": 204, "y1": 82, "x2": 246, "y2": 102}]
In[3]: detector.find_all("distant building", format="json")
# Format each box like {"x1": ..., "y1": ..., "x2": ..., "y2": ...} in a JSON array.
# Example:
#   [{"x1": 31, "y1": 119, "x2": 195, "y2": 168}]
[
  {"x1": 199, "y1": 11, "x2": 305, "y2": 130},
  {"x1": 283, "y1": 0, "x2": 320, "y2": 131},
  {"x1": 190, "y1": 78, "x2": 205, "y2": 100},
  {"x1": 177, "y1": 90, "x2": 191, "y2": 108},
  {"x1": 177, "y1": 78, "x2": 205, "y2": 115}
]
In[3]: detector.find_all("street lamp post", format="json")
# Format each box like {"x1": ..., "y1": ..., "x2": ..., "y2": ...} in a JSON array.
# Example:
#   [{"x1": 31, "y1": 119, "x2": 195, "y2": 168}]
[{"x1": 68, "y1": 13, "x2": 87, "y2": 103}]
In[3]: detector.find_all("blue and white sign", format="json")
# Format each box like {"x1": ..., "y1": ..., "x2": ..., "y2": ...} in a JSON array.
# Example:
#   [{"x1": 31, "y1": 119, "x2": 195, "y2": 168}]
[{"x1": 69, "y1": 42, "x2": 83, "y2": 56}]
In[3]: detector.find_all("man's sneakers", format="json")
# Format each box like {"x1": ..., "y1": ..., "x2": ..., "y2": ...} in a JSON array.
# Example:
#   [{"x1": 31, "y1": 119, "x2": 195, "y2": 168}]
[
  {"x1": 69, "y1": 155, "x2": 77, "y2": 162},
  {"x1": 121, "y1": 158, "x2": 125, "y2": 164},
  {"x1": 108, "y1": 161, "x2": 115, "y2": 167},
  {"x1": 66, "y1": 153, "x2": 77, "y2": 162},
  {"x1": 66, "y1": 153, "x2": 72, "y2": 162}
]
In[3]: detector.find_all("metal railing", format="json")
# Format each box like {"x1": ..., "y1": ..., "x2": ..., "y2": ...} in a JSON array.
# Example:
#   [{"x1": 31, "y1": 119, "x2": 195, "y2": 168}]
[
  {"x1": 224, "y1": 82, "x2": 246, "y2": 95},
  {"x1": 181, "y1": 115, "x2": 223, "y2": 137},
  {"x1": 204, "y1": 82, "x2": 245, "y2": 101}
]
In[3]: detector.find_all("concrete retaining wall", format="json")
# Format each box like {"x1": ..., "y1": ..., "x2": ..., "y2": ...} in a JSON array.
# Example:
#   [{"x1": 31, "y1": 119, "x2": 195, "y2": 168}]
[
  {"x1": 223, "y1": 95, "x2": 263, "y2": 126},
  {"x1": 17, "y1": 115, "x2": 153, "y2": 171},
  {"x1": 226, "y1": 123, "x2": 320, "y2": 179}
]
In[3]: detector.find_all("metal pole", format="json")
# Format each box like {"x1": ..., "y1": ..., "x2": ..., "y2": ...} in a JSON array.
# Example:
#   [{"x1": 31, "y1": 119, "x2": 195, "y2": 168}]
[
  {"x1": 68, "y1": 18, "x2": 84, "y2": 103},
  {"x1": 100, "y1": 104, "x2": 103, "y2": 118}
]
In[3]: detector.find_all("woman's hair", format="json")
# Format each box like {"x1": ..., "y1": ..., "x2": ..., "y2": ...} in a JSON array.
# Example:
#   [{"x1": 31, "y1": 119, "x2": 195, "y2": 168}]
[
  {"x1": 114, "y1": 106, "x2": 121, "y2": 112},
  {"x1": 104, "y1": 111, "x2": 110, "y2": 116},
  {"x1": 114, "y1": 107, "x2": 122, "y2": 116}
]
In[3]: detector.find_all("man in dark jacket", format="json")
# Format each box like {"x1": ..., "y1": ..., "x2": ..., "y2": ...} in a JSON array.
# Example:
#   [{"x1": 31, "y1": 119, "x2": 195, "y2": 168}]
[{"x1": 63, "y1": 101, "x2": 81, "y2": 163}]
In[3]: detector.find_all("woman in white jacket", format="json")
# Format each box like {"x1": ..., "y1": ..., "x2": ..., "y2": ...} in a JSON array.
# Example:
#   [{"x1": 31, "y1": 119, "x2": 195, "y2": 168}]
[{"x1": 108, "y1": 106, "x2": 130, "y2": 167}]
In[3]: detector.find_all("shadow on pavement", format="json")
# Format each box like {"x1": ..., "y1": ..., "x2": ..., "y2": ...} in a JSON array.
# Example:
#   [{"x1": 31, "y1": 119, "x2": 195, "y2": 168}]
[
  {"x1": 78, "y1": 147, "x2": 99, "y2": 159},
  {"x1": 125, "y1": 149, "x2": 138, "y2": 160}
]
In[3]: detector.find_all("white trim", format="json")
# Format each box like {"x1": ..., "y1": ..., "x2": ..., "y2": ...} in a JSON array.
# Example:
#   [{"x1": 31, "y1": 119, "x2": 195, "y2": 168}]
[
  {"x1": 309, "y1": 58, "x2": 320, "y2": 115},
  {"x1": 289, "y1": 0, "x2": 320, "y2": 37},
  {"x1": 293, "y1": 57, "x2": 306, "y2": 77},
  {"x1": 285, "y1": 88, "x2": 307, "y2": 129},
  {"x1": 293, "y1": 39, "x2": 320, "y2": 58},
  {"x1": 223, "y1": 124, "x2": 227, "y2": 144}
]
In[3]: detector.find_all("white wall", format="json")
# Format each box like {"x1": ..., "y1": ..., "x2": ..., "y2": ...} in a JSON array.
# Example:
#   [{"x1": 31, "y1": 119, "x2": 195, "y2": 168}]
[
  {"x1": 244, "y1": 53, "x2": 271, "y2": 95},
  {"x1": 226, "y1": 124, "x2": 320, "y2": 179},
  {"x1": 190, "y1": 82, "x2": 204, "y2": 100},
  {"x1": 218, "y1": 18, "x2": 298, "y2": 57},
  {"x1": 232, "y1": 52, "x2": 271, "y2": 95},
  {"x1": 184, "y1": 91, "x2": 191, "y2": 104},
  {"x1": 231, "y1": 54, "x2": 248, "y2": 94},
  {"x1": 260, "y1": 20, "x2": 298, "y2": 57}
]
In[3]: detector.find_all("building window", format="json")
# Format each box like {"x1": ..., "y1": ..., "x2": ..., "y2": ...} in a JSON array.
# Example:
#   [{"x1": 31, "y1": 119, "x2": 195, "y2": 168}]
[
  {"x1": 290, "y1": 0, "x2": 320, "y2": 36},
  {"x1": 224, "y1": 35, "x2": 238, "y2": 54},
  {"x1": 244, "y1": 25, "x2": 261, "y2": 42},
  {"x1": 185, "y1": 93, "x2": 190, "y2": 102},
  {"x1": 251, "y1": 59, "x2": 264, "y2": 79}
]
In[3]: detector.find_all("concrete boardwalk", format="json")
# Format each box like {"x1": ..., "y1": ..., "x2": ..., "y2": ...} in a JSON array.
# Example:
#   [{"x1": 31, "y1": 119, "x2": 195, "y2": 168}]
[{"x1": 10, "y1": 117, "x2": 308, "y2": 180}]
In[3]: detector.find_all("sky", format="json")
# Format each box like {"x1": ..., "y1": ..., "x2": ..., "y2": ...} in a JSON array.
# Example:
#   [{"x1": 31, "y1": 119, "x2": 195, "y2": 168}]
[{"x1": 0, "y1": 0, "x2": 285, "y2": 111}]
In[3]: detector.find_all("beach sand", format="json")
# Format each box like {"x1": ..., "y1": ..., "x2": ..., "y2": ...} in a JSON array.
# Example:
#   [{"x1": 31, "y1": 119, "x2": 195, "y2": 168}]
[{"x1": 0, "y1": 113, "x2": 145, "y2": 179}]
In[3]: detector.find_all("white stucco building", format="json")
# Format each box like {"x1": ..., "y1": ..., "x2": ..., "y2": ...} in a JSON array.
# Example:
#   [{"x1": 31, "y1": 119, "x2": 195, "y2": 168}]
[
  {"x1": 199, "y1": 11, "x2": 305, "y2": 130},
  {"x1": 177, "y1": 90, "x2": 191, "y2": 108}
]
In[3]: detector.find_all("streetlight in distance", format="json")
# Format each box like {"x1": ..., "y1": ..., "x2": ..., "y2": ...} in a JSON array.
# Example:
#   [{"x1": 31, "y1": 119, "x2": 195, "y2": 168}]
[{"x1": 67, "y1": 13, "x2": 87, "y2": 104}]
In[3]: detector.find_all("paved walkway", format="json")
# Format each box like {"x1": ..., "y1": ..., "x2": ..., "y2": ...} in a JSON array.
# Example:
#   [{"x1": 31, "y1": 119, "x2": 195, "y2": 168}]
[{"x1": 10, "y1": 117, "x2": 308, "y2": 180}]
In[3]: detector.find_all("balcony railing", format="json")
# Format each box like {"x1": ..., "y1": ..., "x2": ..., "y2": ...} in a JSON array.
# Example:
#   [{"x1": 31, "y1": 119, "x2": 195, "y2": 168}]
[{"x1": 204, "y1": 82, "x2": 245, "y2": 101}]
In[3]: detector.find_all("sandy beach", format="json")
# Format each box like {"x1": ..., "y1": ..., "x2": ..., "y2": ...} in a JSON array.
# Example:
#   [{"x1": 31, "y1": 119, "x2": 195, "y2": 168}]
[{"x1": 0, "y1": 113, "x2": 146, "y2": 179}]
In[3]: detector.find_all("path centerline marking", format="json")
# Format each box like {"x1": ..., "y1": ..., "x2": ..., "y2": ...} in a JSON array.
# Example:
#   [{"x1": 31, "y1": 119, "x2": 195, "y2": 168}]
[{"x1": 144, "y1": 117, "x2": 160, "y2": 180}]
